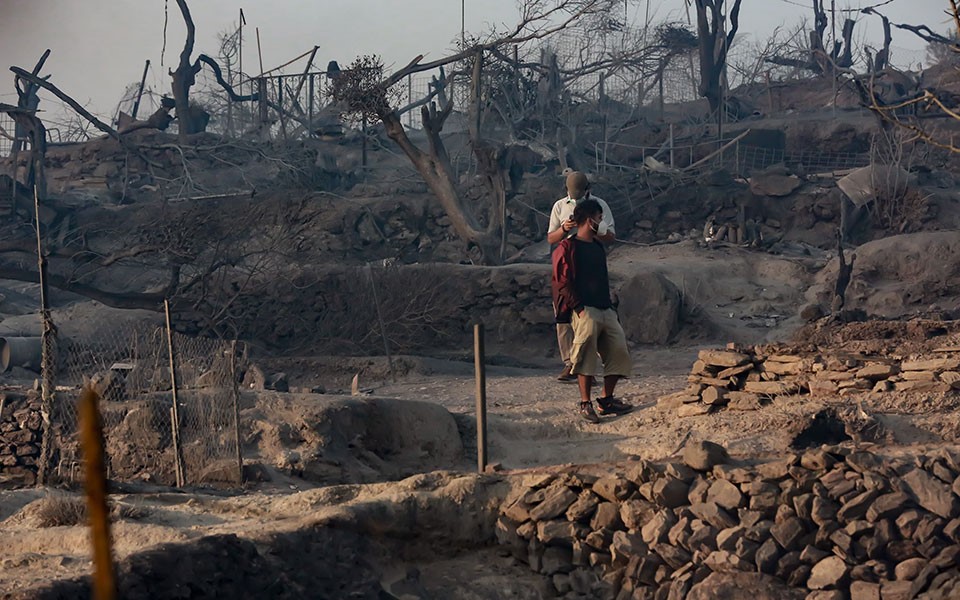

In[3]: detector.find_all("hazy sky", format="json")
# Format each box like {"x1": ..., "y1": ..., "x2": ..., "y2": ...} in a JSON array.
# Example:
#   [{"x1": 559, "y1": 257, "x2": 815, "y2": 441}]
[{"x1": 0, "y1": 0, "x2": 947, "y2": 127}]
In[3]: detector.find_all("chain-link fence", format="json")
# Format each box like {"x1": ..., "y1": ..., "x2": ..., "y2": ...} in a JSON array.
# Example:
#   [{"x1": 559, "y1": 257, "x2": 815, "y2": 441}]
[
  {"x1": 0, "y1": 112, "x2": 14, "y2": 158},
  {"x1": 33, "y1": 305, "x2": 242, "y2": 489}
]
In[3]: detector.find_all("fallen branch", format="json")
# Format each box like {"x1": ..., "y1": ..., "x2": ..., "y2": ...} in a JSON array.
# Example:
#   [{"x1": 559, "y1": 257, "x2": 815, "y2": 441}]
[
  {"x1": 11, "y1": 67, "x2": 119, "y2": 141},
  {"x1": 683, "y1": 129, "x2": 752, "y2": 172}
]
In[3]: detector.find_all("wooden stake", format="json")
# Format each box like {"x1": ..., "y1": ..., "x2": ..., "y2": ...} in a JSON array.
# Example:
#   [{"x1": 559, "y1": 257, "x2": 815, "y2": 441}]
[
  {"x1": 474, "y1": 323, "x2": 487, "y2": 473},
  {"x1": 229, "y1": 341, "x2": 243, "y2": 485},
  {"x1": 164, "y1": 299, "x2": 186, "y2": 487},
  {"x1": 78, "y1": 385, "x2": 117, "y2": 600}
]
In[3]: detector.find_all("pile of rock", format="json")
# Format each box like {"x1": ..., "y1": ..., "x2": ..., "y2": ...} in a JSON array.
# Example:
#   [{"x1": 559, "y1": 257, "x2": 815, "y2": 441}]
[
  {"x1": 659, "y1": 346, "x2": 960, "y2": 417},
  {"x1": 0, "y1": 390, "x2": 42, "y2": 486},
  {"x1": 495, "y1": 440, "x2": 960, "y2": 599}
]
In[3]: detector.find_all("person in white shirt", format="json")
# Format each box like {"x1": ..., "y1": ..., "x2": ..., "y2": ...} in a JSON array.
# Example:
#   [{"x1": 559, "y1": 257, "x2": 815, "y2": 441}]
[{"x1": 547, "y1": 171, "x2": 616, "y2": 382}]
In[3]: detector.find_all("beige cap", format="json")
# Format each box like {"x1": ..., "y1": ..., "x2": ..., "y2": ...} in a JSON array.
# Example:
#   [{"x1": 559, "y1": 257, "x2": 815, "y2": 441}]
[{"x1": 565, "y1": 171, "x2": 589, "y2": 200}]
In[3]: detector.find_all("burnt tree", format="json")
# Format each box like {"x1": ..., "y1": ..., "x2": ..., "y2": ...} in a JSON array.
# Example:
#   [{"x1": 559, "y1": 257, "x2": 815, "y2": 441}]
[
  {"x1": 691, "y1": 0, "x2": 743, "y2": 115},
  {"x1": 170, "y1": 0, "x2": 257, "y2": 144}
]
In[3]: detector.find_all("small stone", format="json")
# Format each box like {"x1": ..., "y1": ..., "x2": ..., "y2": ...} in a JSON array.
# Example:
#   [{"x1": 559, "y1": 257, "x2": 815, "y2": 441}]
[
  {"x1": 566, "y1": 491, "x2": 600, "y2": 523},
  {"x1": 727, "y1": 392, "x2": 762, "y2": 411},
  {"x1": 776, "y1": 551, "x2": 803, "y2": 580},
  {"x1": 893, "y1": 557, "x2": 927, "y2": 581},
  {"x1": 755, "y1": 538, "x2": 779, "y2": 574},
  {"x1": 516, "y1": 521, "x2": 536, "y2": 540},
  {"x1": 678, "y1": 403, "x2": 713, "y2": 417},
  {"x1": 654, "y1": 477, "x2": 691, "y2": 509},
  {"x1": 655, "y1": 543, "x2": 692, "y2": 570},
  {"x1": 744, "y1": 519, "x2": 774, "y2": 543},
  {"x1": 701, "y1": 386, "x2": 728, "y2": 406},
  {"x1": 800, "y1": 544, "x2": 831, "y2": 565},
  {"x1": 690, "y1": 502, "x2": 737, "y2": 530},
  {"x1": 703, "y1": 550, "x2": 751, "y2": 573},
  {"x1": 856, "y1": 363, "x2": 897, "y2": 380},
  {"x1": 771, "y1": 517, "x2": 806, "y2": 551},
  {"x1": 593, "y1": 476, "x2": 634, "y2": 503},
  {"x1": 901, "y1": 468, "x2": 959, "y2": 519},
  {"x1": 716, "y1": 363, "x2": 755, "y2": 379},
  {"x1": 838, "y1": 490, "x2": 880, "y2": 523},
  {"x1": 707, "y1": 479, "x2": 745, "y2": 511},
  {"x1": 665, "y1": 462, "x2": 698, "y2": 482},
  {"x1": 611, "y1": 530, "x2": 646, "y2": 563},
  {"x1": 879, "y1": 580, "x2": 912, "y2": 599},
  {"x1": 590, "y1": 502, "x2": 622, "y2": 531},
  {"x1": 529, "y1": 486, "x2": 579, "y2": 521},
  {"x1": 686, "y1": 524, "x2": 718, "y2": 554},
  {"x1": 668, "y1": 517, "x2": 693, "y2": 548},
  {"x1": 538, "y1": 520, "x2": 578, "y2": 546},
  {"x1": 849, "y1": 581, "x2": 881, "y2": 600},
  {"x1": 683, "y1": 441, "x2": 729, "y2": 472},
  {"x1": 503, "y1": 499, "x2": 532, "y2": 523},
  {"x1": 808, "y1": 556, "x2": 849, "y2": 590},
  {"x1": 540, "y1": 546, "x2": 574, "y2": 575},
  {"x1": 866, "y1": 492, "x2": 912, "y2": 522},
  {"x1": 806, "y1": 592, "x2": 844, "y2": 600},
  {"x1": 698, "y1": 350, "x2": 751, "y2": 368},
  {"x1": 743, "y1": 381, "x2": 800, "y2": 395},
  {"x1": 552, "y1": 573, "x2": 571, "y2": 594},
  {"x1": 716, "y1": 527, "x2": 745, "y2": 553},
  {"x1": 901, "y1": 358, "x2": 960, "y2": 371},
  {"x1": 811, "y1": 496, "x2": 841, "y2": 527},
  {"x1": 584, "y1": 529, "x2": 612, "y2": 550},
  {"x1": 893, "y1": 381, "x2": 951, "y2": 393},
  {"x1": 619, "y1": 499, "x2": 654, "y2": 530},
  {"x1": 896, "y1": 510, "x2": 923, "y2": 539},
  {"x1": 641, "y1": 510, "x2": 677, "y2": 546},
  {"x1": 688, "y1": 477, "x2": 711, "y2": 505}
]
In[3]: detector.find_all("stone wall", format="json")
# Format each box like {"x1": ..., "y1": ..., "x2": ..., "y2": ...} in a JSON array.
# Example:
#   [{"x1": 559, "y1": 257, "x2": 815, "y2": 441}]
[
  {"x1": 496, "y1": 440, "x2": 960, "y2": 599},
  {"x1": 0, "y1": 390, "x2": 42, "y2": 486},
  {"x1": 658, "y1": 345, "x2": 960, "y2": 418}
]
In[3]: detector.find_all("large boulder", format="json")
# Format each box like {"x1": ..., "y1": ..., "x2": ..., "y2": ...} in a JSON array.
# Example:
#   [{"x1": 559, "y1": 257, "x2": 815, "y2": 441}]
[
  {"x1": 807, "y1": 231, "x2": 960, "y2": 317},
  {"x1": 616, "y1": 272, "x2": 682, "y2": 344}
]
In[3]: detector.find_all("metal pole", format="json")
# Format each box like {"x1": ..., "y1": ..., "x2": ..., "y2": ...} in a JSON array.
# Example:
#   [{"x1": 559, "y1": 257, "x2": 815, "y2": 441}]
[
  {"x1": 474, "y1": 323, "x2": 487, "y2": 473},
  {"x1": 308, "y1": 74, "x2": 314, "y2": 136},
  {"x1": 361, "y1": 113, "x2": 368, "y2": 173},
  {"x1": 239, "y1": 9, "x2": 244, "y2": 91},
  {"x1": 461, "y1": 0, "x2": 466, "y2": 49},
  {"x1": 366, "y1": 264, "x2": 395, "y2": 381},
  {"x1": 229, "y1": 340, "x2": 243, "y2": 485},
  {"x1": 130, "y1": 60, "x2": 150, "y2": 120},
  {"x1": 256, "y1": 27, "x2": 264, "y2": 76},
  {"x1": 407, "y1": 75, "x2": 413, "y2": 128},
  {"x1": 164, "y1": 299, "x2": 186, "y2": 487},
  {"x1": 669, "y1": 123, "x2": 675, "y2": 168},
  {"x1": 831, "y1": 0, "x2": 837, "y2": 117}
]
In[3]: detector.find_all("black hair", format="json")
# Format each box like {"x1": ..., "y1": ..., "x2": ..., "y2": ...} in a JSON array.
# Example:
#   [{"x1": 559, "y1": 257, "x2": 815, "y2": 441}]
[{"x1": 572, "y1": 199, "x2": 602, "y2": 224}]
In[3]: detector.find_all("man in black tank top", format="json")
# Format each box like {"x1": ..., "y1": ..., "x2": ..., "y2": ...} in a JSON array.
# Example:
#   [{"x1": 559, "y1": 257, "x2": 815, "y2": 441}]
[{"x1": 551, "y1": 200, "x2": 634, "y2": 423}]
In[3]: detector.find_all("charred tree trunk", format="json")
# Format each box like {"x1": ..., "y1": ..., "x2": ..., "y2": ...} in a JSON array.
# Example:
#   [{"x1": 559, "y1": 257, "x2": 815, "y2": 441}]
[
  {"x1": 693, "y1": 0, "x2": 743, "y2": 115},
  {"x1": 873, "y1": 14, "x2": 893, "y2": 72},
  {"x1": 376, "y1": 51, "x2": 505, "y2": 263},
  {"x1": 171, "y1": 0, "x2": 203, "y2": 144}
]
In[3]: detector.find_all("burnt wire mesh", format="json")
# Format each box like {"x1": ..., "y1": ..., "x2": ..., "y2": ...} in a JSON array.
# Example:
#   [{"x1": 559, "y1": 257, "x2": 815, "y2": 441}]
[{"x1": 41, "y1": 313, "x2": 240, "y2": 487}]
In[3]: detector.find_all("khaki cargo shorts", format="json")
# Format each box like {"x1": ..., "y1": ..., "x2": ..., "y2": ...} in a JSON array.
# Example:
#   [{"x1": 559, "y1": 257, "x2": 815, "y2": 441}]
[{"x1": 570, "y1": 306, "x2": 632, "y2": 378}]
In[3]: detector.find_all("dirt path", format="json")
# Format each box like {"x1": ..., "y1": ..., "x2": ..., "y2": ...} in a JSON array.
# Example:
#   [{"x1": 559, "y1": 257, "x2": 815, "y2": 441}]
[{"x1": 371, "y1": 346, "x2": 803, "y2": 469}]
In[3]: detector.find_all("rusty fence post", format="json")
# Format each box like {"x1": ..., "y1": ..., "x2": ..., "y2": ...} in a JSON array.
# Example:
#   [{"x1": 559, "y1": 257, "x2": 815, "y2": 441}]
[
  {"x1": 79, "y1": 385, "x2": 117, "y2": 600},
  {"x1": 164, "y1": 299, "x2": 186, "y2": 487},
  {"x1": 474, "y1": 323, "x2": 487, "y2": 473},
  {"x1": 230, "y1": 340, "x2": 243, "y2": 485}
]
